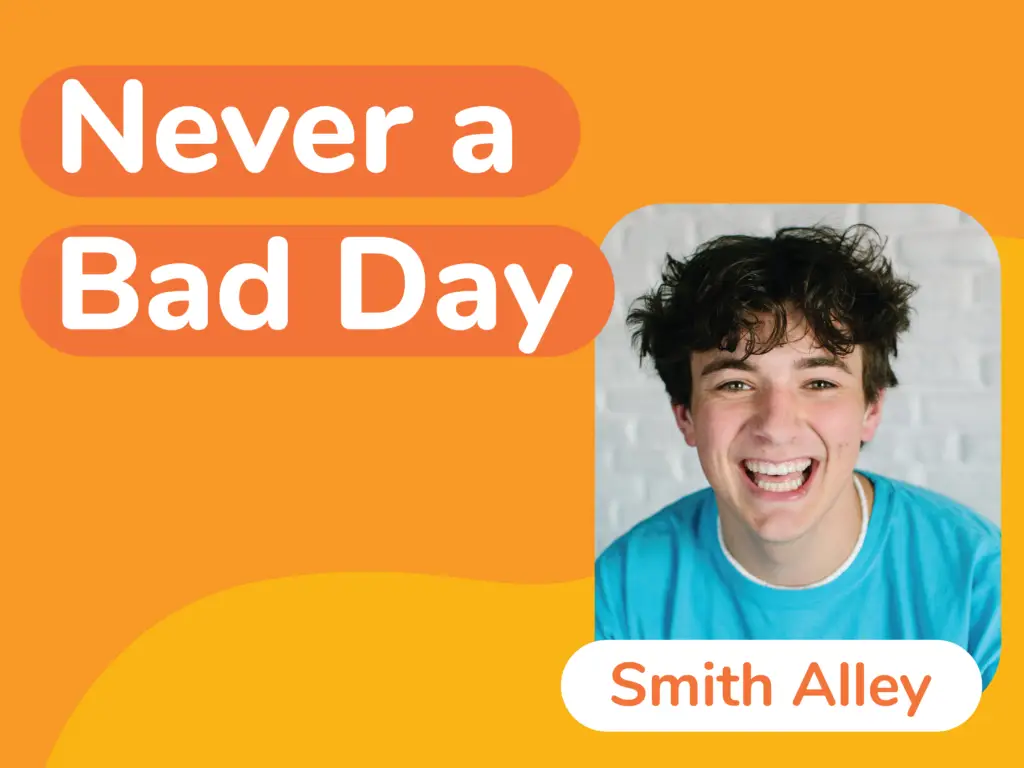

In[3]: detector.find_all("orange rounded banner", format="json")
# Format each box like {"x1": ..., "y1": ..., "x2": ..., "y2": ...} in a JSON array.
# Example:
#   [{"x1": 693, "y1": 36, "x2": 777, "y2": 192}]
[
  {"x1": 21, "y1": 66, "x2": 579, "y2": 196},
  {"x1": 21, "y1": 225, "x2": 614, "y2": 356}
]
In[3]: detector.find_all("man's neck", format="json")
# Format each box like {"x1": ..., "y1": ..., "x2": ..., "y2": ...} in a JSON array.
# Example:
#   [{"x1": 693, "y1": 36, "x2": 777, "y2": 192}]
[{"x1": 719, "y1": 473, "x2": 872, "y2": 588}]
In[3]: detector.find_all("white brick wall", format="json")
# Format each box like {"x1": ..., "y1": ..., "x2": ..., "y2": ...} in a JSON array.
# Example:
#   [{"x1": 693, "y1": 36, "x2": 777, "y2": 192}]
[{"x1": 595, "y1": 204, "x2": 1001, "y2": 556}]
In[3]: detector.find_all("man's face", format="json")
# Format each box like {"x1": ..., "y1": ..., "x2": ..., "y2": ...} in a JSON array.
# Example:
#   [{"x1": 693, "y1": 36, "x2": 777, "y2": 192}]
[{"x1": 672, "y1": 312, "x2": 884, "y2": 543}]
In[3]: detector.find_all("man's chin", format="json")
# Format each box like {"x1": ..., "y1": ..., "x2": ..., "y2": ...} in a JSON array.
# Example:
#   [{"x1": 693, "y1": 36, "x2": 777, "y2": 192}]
[
  {"x1": 748, "y1": 522, "x2": 810, "y2": 546},
  {"x1": 736, "y1": 499, "x2": 817, "y2": 544}
]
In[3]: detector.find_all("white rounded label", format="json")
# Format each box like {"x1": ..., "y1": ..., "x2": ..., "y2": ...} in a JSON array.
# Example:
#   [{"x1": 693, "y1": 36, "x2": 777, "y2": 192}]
[{"x1": 561, "y1": 640, "x2": 982, "y2": 731}]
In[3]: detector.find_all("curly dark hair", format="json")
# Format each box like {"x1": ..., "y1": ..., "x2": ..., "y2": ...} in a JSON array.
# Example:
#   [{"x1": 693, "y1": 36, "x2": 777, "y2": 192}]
[{"x1": 626, "y1": 223, "x2": 918, "y2": 410}]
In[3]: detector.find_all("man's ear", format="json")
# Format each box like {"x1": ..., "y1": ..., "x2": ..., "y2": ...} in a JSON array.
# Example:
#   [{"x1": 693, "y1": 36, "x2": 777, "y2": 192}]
[
  {"x1": 671, "y1": 403, "x2": 698, "y2": 447},
  {"x1": 861, "y1": 389, "x2": 886, "y2": 443}
]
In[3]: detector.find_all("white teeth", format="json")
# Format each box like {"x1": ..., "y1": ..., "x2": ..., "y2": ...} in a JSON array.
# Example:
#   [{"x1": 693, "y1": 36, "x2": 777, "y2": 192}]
[
  {"x1": 743, "y1": 458, "x2": 812, "y2": 476},
  {"x1": 754, "y1": 475, "x2": 806, "y2": 492}
]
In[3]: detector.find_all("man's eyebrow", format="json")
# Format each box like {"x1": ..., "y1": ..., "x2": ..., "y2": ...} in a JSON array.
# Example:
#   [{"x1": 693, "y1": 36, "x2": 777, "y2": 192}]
[
  {"x1": 700, "y1": 358, "x2": 756, "y2": 377},
  {"x1": 799, "y1": 356, "x2": 853, "y2": 374}
]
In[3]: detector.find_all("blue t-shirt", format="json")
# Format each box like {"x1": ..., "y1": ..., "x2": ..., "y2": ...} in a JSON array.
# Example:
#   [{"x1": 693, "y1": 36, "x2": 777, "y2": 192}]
[{"x1": 595, "y1": 470, "x2": 1002, "y2": 689}]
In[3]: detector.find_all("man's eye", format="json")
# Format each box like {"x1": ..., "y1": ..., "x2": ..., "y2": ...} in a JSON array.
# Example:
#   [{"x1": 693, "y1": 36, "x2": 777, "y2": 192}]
[
  {"x1": 807, "y1": 380, "x2": 837, "y2": 390},
  {"x1": 718, "y1": 381, "x2": 751, "y2": 392}
]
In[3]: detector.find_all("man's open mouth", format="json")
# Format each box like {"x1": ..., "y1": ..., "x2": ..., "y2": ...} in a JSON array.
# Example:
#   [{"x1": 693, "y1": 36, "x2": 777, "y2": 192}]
[{"x1": 742, "y1": 458, "x2": 816, "y2": 493}]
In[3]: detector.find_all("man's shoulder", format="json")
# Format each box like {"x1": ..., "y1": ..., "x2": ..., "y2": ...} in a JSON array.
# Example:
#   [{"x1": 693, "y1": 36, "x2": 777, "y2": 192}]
[
  {"x1": 597, "y1": 486, "x2": 714, "y2": 567},
  {"x1": 870, "y1": 471, "x2": 1001, "y2": 552}
]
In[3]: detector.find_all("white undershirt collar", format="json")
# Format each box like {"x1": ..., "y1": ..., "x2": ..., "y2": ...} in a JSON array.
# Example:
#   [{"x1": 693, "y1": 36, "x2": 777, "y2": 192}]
[{"x1": 717, "y1": 473, "x2": 869, "y2": 590}]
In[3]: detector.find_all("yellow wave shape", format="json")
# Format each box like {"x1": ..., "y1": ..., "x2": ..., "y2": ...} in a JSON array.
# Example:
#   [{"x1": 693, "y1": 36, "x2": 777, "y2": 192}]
[{"x1": 47, "y1": 573, "x2": 1006, "y2": 767}]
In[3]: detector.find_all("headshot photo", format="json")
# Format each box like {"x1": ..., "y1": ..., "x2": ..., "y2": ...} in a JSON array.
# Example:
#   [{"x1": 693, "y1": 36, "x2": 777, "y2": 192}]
[{"x1": 594, "y1": 205, "x2": 1002, "y2": 690}]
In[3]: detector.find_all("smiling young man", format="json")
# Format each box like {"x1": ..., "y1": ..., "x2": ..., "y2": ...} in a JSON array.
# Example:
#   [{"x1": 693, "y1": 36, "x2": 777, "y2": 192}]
[{"x1": 594, "y1": 224, "x2": 1002, "y2": 690}]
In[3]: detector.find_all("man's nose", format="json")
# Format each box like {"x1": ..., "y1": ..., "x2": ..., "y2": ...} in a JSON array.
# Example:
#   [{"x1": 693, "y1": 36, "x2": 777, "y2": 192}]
[{"x1": 749, "y1": 387, "x2": 801, "y2": 442}]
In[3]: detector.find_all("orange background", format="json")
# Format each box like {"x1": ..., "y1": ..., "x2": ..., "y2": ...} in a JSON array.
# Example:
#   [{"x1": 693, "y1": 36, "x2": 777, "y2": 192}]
[{"x1": 0, "y1": 2, "x2": 1016, "y2": 767}]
